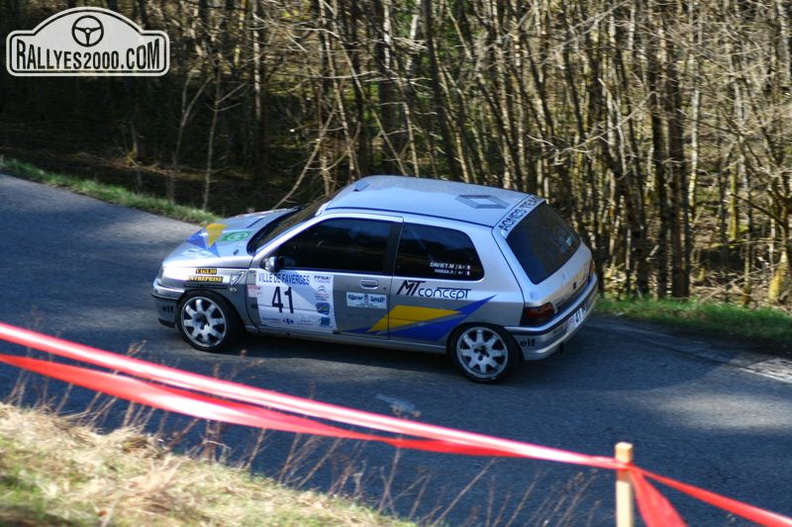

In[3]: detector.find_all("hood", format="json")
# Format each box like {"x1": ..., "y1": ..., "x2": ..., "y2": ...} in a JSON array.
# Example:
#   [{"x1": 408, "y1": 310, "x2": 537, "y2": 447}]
[{"x1": 163, "y1": 208, "x2": 294, "y2": 268}]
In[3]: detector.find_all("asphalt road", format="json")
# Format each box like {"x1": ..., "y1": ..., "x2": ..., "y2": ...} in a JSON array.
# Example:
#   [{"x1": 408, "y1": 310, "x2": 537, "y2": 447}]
[{"x1": 1, "y1": 173, "x2": 790, "y2": 526}]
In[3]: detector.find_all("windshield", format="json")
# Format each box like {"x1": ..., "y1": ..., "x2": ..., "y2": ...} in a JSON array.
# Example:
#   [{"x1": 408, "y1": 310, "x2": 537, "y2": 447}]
[
  {"x1": 247, "y1": 198, "x2": 329, "y2": 253},
  {"x1": 506, "y1": 203, "x2": 581, "y2": 283}
]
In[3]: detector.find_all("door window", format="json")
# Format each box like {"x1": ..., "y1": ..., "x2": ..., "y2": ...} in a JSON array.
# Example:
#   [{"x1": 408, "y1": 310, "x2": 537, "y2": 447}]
[
  {"x1": 395, "y1": 224, "x2": 484, "y2": 280},
  {"x1": 278, "y1": 218, "x2": 393, "y2": 274}
]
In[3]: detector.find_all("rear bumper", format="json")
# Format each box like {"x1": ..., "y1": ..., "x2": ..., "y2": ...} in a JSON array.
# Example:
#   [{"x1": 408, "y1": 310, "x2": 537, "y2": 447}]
[{"x1": 505, "y1": 275, "x2": 598, "y2": 361}]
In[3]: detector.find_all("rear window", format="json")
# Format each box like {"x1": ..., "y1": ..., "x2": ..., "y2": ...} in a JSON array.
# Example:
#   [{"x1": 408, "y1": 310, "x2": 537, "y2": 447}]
[{"x1": 506, "y1": 203, "x2": 580, "y2": 283}]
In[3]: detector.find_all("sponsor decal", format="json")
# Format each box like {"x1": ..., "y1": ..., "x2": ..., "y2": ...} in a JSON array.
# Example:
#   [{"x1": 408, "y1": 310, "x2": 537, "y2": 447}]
[
  {"x1": 297, "y1": 315, "x2": 314, "y2": 326},
  {"x1": 314, "y1": 285, "x2": 330, "y2": 301},
  {"x1": 180, "y1": 247, "x2": 217, "y2": 259},
  {"x1": 219, "y1": 230, "x2": 251, "y2": 243},
  {"x1": 396, "y1": 280, "x2": 470, "y2": 300},
  {"x1": 185, "y1": 274, "x2": 226, "y2": 289},
  {"x1": 195, "y1": 268, "x2": 217, "y2": 275},
  {"x1": 258, "y1": 272, "x2": 311, "y2": 286},
  {"x1": 187, "y1": 275, "x2": 223, "y2": 283},
  {"x1": 346, "y1": 292, "x2": 387, "y2": 309},
  {"x1": 256, "y1": 271, "x2": 336, "y2": 333},
  {"x1": 498, "y1": 195, "x2": 543, "y2": 234},
  {"x1": 6, "y1": 7, "x2": 169, "y2": 77}
]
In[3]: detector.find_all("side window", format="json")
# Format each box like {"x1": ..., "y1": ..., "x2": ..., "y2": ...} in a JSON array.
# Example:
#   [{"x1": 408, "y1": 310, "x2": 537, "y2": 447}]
[
  {"x1": 396, "y1": 224, "x2": 484, "y2": 280},
  {"x1": 278, "y1": 218, "x2": 392, "y2": 274}
]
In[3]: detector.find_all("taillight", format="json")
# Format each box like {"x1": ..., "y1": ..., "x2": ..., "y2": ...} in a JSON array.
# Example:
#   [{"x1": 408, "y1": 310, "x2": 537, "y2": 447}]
[
  {"x1": 520, "y1": 302, "x2": 556, "y2": 327},
  {"x1": 589, "y1": 258, "x2": 595, "y2": 278}
]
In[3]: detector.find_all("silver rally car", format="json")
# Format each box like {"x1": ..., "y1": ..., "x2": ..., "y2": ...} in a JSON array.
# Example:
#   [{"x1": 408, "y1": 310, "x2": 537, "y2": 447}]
[{"x1": 152, "y1": 176, "x2": 597, "y2": 383}]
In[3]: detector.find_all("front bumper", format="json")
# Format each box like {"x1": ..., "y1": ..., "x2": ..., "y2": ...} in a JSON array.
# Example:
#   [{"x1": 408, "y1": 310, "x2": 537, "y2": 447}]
[
  {"x1": 151, "y1": 279, "x2": 183, "y2": 327},
  {"x1": 505, "y1": 275, "x2": 598, "y2": 361}
]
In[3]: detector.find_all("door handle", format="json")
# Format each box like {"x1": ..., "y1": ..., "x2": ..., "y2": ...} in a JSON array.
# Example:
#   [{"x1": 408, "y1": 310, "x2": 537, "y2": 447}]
[{"x1": 360, "y1": 279, "x2": 379, "y2": 289}]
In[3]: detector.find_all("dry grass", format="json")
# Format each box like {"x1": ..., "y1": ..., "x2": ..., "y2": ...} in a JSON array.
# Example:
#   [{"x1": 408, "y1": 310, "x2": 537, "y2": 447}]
[{"x1": 0, "y1": 403, "x2": 416, "y2": 527}]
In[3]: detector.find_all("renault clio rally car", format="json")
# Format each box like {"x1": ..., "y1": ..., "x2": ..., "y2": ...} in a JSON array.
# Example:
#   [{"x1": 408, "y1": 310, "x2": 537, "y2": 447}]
[{"x1": 152, "y1": 176, "x2": 597, "y2": 383}]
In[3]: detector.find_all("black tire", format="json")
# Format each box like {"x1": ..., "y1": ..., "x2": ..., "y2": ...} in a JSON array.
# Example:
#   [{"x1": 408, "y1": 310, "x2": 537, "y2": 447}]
[
  {"x1": 449, "y1": 324, "x2": 521, "y2": 383},
  {"x1": 176, "y1": 291, "x2": 243, "y2": 352}
]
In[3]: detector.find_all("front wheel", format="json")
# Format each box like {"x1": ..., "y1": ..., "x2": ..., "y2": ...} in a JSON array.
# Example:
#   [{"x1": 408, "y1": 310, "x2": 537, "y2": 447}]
[
  {"x1": 176, "y1": 291, "x2": 242, "y2": 352},
  {"x1": 450, "y1": 324, "x2": 521, "y2": 383}
]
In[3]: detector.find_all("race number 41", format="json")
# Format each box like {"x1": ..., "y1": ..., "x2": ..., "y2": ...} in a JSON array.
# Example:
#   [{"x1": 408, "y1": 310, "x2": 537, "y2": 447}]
[{"x1": 271, "y1": 286, "x2": 294, "y2": 314}]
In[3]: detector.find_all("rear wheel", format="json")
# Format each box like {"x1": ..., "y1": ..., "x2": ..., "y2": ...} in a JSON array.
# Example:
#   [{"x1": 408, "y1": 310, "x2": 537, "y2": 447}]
[
  {"x1": 176, "y1": 291, "x2": 242, "y2": 352},
  {"x1": 450, "y1": 324, "x2": 520, "y2": 383}
]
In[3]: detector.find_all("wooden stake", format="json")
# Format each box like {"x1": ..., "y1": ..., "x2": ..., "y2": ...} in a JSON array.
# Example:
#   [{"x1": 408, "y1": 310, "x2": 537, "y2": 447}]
[{"x1": 616, "y1": 442, "x2": 635, "y2": 527}]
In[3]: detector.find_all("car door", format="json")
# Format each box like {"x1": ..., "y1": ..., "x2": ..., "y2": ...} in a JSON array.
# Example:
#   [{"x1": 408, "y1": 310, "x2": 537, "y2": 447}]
[
  {"x1": 252, "y1": 216, "x2": 399, "y2": 338},
  {"x1": 388, "y1": 222, "x2": 490, "y2": 344}
]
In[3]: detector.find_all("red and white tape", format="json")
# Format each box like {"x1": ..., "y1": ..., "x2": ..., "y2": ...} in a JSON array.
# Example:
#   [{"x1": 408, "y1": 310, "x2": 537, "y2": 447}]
[{"x1": 0, "y1": 322, "x2": 789, "y2": 527}]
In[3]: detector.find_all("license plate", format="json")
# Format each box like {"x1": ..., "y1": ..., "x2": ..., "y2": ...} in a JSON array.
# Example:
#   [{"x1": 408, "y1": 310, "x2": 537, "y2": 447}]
[{"x1": 567, "y1": 306, "x2": 586, "y2": 334}]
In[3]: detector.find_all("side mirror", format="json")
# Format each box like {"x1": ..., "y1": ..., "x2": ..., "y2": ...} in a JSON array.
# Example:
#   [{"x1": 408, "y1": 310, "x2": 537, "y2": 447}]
[{"x1": 263, "y1": 255, "x2": 281, "y2": 274}]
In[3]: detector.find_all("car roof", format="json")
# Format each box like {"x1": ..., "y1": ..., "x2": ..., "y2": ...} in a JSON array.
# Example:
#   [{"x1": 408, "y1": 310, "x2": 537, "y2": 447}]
[{"x1": 324, "y1": 175, "x2": 535, "y2": 227}]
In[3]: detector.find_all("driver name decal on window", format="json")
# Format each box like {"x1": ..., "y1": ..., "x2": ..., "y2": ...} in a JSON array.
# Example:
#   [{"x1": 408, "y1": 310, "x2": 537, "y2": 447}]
[
  {"x1": 429, "y1": 261, "x2": 474, "y2": 277},
  {"x1": 256, "y1": 270, "x2": 336, "y2": 332}
]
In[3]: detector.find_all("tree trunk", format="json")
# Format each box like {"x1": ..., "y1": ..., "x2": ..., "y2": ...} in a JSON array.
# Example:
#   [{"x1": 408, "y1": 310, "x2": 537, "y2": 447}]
[
  {"x1": 646, "y1": 13, "x2": 669, "y2": 298},
  {"x1": 422, "y1": 0, "x2": 461, "y2": 181},
  {"x1": 662, "y1": 4, "x2": 690, "y2": 298}
]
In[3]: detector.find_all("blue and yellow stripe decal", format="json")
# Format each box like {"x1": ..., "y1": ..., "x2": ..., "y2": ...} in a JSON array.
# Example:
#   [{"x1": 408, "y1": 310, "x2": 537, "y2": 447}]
[
  {"x1": 352, "y1": 296, "x2": 493, "y2": 341},
  {"x1": 186, "y1": 223, "x2": 227, "y2": 256}
]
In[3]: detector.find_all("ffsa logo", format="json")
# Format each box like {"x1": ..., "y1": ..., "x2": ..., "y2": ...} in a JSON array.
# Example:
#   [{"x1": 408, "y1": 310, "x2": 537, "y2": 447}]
[{"x1": 6, "y1": 7, "x2": 169, "y2": 76}]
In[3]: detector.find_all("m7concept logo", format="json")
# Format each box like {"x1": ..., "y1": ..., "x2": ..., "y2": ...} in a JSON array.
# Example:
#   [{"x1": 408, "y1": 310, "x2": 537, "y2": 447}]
[
  {"x1": 397, "y1": 280, "x2": 470, "y2": 300},
  {"x1": 397, "y1": 280, "x2": 426, "y2": 296},
  {"x1": 6, "y1": 7, "x2": 169, "y2": 76}
]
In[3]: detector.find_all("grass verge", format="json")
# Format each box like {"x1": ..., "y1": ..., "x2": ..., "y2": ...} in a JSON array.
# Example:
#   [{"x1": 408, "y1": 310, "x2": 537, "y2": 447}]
[
  {"x1": 0, "y1": 156, "x2": 218, "y2": 225},
  {"x1": 0, "y1": 402, "x2": 414, "y2": 527},
  {"x1": 597, "y1": 296, "x2": 792, "y2": 353}
]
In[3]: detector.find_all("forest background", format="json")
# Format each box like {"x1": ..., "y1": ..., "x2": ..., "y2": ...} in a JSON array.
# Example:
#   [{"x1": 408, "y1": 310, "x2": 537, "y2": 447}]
[{"x1": 2, "y1": 0, "x2": 792, "y2": 309}]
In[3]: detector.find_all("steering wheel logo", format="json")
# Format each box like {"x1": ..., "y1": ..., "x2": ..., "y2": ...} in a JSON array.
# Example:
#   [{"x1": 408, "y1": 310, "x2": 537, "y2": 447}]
[{"x1": 71, "y1": 15, "x2": 104, "y2": 47}]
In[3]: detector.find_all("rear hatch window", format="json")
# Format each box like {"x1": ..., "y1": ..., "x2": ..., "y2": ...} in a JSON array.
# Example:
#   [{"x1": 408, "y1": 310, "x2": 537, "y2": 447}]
[{"x1": 506, "y1": 203, "x2": 581, "y2": 283}]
